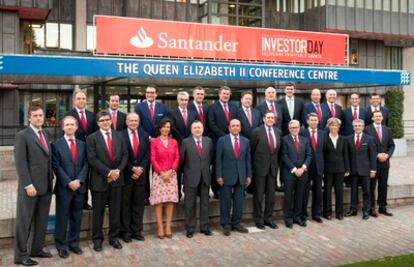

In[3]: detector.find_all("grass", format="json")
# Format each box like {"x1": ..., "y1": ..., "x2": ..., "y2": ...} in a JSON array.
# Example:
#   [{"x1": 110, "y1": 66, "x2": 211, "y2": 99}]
[{"x1": 340, "y1": 254, "x2": 414, "y2": 267}]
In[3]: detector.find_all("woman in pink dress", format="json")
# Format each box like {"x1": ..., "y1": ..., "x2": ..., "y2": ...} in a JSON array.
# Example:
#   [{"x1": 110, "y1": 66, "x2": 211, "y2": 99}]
[{"x1": 150, "y1": 117, "x2": 180, "y2": 239}]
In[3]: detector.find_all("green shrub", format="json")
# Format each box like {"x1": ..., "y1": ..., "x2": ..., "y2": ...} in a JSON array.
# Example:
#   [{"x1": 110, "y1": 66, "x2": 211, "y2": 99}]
[{"x1": 384, "y1": 88, "x2": 404, "y2": 138}]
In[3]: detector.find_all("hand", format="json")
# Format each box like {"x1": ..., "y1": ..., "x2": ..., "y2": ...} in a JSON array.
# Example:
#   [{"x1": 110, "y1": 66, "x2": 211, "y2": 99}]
[
  {"x1": 132, "y1": 173, "x2": 140, "y2": 180},
  {"x1": 25, "y1": 185, "x2": 37, "y2": 197},
  {"x1": 108, "y1": 170, "x2": 120, "y2": 182},
  {"x1": 68, "y1": 180, "x2": 80, "y2": 191},
  {"x1": 369, "y1": 172, "x2": 376, "y2": 178},
  {"x1": 245, "y1": 177, "x2": 252, "y2": 187},
  {"x1": 132, "y1": 167, "x2": 143, "y2": 179},
  {"x1": 217, "y1": 177, "x2": 224, "y2": 186},
  {"x1": 295, "y1": 168, "x2": 305, "y2": 177},
  {"x1": 344, "y1": 172, "x2": 350, "y2": 177}
]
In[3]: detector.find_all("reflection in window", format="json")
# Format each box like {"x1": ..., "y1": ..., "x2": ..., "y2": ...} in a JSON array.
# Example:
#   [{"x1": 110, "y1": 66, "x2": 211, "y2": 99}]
[
  {"x1": 60, "y1": 24, "x2": 73, "y2": 50},
  {"x1": 32, "y1": 24, "x2": 45, "y2": 48},
  {"x1": 87, "y1": 25, "x2": 96, "y2": 51},
  {"x1": 45, "y1": 94, "x2": 57, "y2": 127},
  {"x1": 46, "y1": 23, "x2": 59, "y2": 47}
]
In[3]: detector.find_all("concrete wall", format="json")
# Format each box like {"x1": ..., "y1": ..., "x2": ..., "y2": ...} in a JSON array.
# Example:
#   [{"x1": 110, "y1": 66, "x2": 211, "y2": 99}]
[
  {"x1": 403, "y1": 47, "x2": 414, "y2": 139},
  {"x1": 0, "y1": 11, "x2": 19, "y2": 53}
]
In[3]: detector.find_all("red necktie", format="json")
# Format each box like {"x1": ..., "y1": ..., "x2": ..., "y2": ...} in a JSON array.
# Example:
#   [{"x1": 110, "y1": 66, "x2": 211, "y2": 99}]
[
  {"x1": 270, "y1": 103, "x2": 278, "y2": 125},
  {"x1": 182, "y1": 109, "x2": 188, "y2": 125},
  {"x1": 112, "y1": 111, "x2": 117, "y2": 130},
  {"x1": 330, "y1": 103, "x2": 336, "y2": 118},
  {"x1": 315, "y1": 104, "x2": 322, "y2": 122},
  {"x1": 196, "y1": 139, "x2": 203, "y2": 157},
  {"x1": 268, "y1": 127, "x2": 275, "y2": 153},
  {"x1": 311, "y1": 129, "x2": 317, "y2": 151},
  {"x1": 149, "y1": 102, "x2": 155, "y2": 121},
  {"x1": 353, "y1": 107, "x2": 358, "y2": 120},
  {"x1": 294, "y1": 135, "x2": 300, "y2": 153},
  {"x1": 246, "y1": 108, "x2": 252, "y2": 126},
  {"x1": 131, "y1": 130, "x2": 139, "y2": 157},
  {"x1": 79, "y1": 110, "x2": 87, "y2": 131},
  {"x1": 38, "y1": 130, "x2": 49, "y2": 155},
  {"x1": 376, "y1": 126, "x2": 382, "y2": 143},
  {"x1": 223, "y1": 103, "x2": 230, "y2": 122},
  {"x1": 198, "y1": 104, "x2": 205, "y2": 124},
  {"x1": 105, "y1": 131, "x2": 114, "y2": 162},
  {"x1": 355, "y1": 134, "x2": 361, "y2": 150},
  {"x1": 69, "y1": 138, "x2": 77, "y2": 163},
  {"x1": 233, "y1": 136, "x2": 240, "y2": 159}
]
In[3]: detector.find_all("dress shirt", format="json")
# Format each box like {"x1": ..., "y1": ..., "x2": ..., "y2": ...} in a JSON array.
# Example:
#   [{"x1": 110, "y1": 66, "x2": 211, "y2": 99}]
[{"x1": 265, "y1": 126, "x2": 277, "y2": 149}]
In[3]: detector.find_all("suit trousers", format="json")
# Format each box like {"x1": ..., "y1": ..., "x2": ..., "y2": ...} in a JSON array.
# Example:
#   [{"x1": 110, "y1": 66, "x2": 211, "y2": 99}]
[
  {"x1": 370, "y1": 166, "x2": 390, "y2": 212},
  {"x1": 283, "y1": 174, "x2": 307, "y2": 223},
  {"x1": 219, "y1": 183, "x2": 244, "y2": 229},
  {"x1": 92, "y1": 186, "x2": 122, "y2": 243},
  {"x1": 253, "y1": 173, "x2": 276, "y2": 225},
  {"x1": 184, "y1": 180, "x2": 210, "y2": 233},
  {"x1": 302, "y1": 164, "x2": 323, "y2": 219},
  {"x1": 323, "y1": 173, "x2": 344, "y2": 217},
  {"x1": 350, "y1": 175, "x2": 370, "y2": 213},
  {"x1": 14, "y1": 189, "x2": 52, "y2": 261},
  {"x1": 54, "y1": 190, "x2": 84, "y2": 250},
  {"x1": 120, "y1": 184, "x2": 145, "y2": 238}
]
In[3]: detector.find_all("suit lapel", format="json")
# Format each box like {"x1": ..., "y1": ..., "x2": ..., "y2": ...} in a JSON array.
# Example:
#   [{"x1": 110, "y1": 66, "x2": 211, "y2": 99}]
[{"x1": 28, "y1": 128, "x2": 49, "y2": 156}]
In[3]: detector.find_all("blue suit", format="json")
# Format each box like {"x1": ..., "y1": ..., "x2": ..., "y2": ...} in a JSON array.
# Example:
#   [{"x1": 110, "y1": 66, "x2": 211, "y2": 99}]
[
  {"x1": 135, "y1": 101, "x2": 168, "y2": 137},
  {"x1": 321, "y1": 103, "x2": 343, "y2": 130},
  {"x1": 365, "y1": 106, "x2": 389, "y2": 127},
  {"x1": 168, "y1": 108, "x2": 198, "y2": 144},
  {"x1": 52, "y1": 137, "x2": 88, "y2": 251},
  {"x1": 215, "y1": 135, "x2": 252, "y2": 229},
  {"x1": 207, "y1": 101, "x2": 238, "y2": 143},
  {"x1": 255, "y1": 102, "x2": 283, "y2": 130},
  {"x1": 302, "y1": 103, "x2": 330, "y2": 130},
  {"x1": 343, "y1": 107, "x2": 368, "y2": 136},
  {"x1": 237, "y1": 107, "x2": 261, "y2": 139},
  {"x1": 188, "y1": 102, "x2": 209, "y2": 136}
]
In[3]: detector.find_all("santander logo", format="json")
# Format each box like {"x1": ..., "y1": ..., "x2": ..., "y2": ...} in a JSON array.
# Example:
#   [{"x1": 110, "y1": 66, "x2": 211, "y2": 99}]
[{"x1": 130, "y1": 26, "x2": 154, "y2": 48}]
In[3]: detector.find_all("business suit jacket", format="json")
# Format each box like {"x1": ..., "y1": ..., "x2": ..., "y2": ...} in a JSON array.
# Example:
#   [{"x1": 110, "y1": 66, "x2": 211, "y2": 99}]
[
  {"x1": 346, "y1": 133, "x2": 377, "y2": 176},
  {"x1": 324, "y1": 135, "x2": 350, "y2": 174},
  {"x1": 281, "y1": 135, "x2": 312, "y2": 177},
  {"x1": 65, "y1": 108, "x2": 97, "y2": 141},
  {"x1": 180, "y1": 136, "x2": 214, "y2": 188},
  {"x1": 86, "y1": 130, "x2": 128, "y2": 191},
  {"x1": 255, "y1": 102, "x2": 283, "y2": 130},
  {"x1": 122, "y1": 128, "x2": 150, "y2": 186},
  {"x1": 364, "y1": 124, "x2": 395, "y2": 168},
  {"x1": 237, "y1": 107, "x2": 261, "y2": 139},
  {"x1": 188, "y1": 102, "x2": 209, "y2": 136},
  {"x1": 277, "y1": 97, "x2": 304, "y2": 134},
  {"x1": 135, "y1": 101, "x2": 168, "y2": 137},
  {"x1": 302, "y1": 103, "x2": 330, "y2": 130},
  {"x1": 250, "y1": 125, "x2": 282, "y2": 178},
  {"x1": 342, "y1": 107, "x2": 368, "y2": 136},
  {"x1": 168, "y1": 108, "x2": 198, "y2": 144},
  {"x1": 321, "y1": 102, "x2": 343, "y2": 127},
  {"x1": 300, "y1": 128, "x2": 326, "y2": 177},
  {"x1": 365, "y1": 106, "x2": 389, "y2": 126},
  {"x1": 52, "y1": 137, "x2": 89, "y2": 195},
  {"x1": 207, "y1": 101, "x2": 238, "y2": 143},
  {"x1": 215, "y1": 135, "x2": 252, "y2": 186},
  {"x1": 109, "y1": 109, "x2": 127, "y2": 131}
]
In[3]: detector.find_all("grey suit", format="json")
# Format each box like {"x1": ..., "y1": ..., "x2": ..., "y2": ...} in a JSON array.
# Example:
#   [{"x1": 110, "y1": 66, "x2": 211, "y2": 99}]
[
  {"x1": 14, "y1": 127, "x2": 53, "y2": 262},
  {"x1": 180, "y1": 136, "x2": 213, "y2": 233}
]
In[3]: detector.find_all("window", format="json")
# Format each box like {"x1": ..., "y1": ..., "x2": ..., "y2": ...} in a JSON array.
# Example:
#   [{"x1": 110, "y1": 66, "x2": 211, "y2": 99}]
[{"x1": 87, "y1": 25, "x2": 96, "y2": 51}]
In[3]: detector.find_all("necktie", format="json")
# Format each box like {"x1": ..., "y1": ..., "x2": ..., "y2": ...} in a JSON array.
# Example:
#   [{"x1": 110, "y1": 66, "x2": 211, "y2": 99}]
[
  {"x1": 376, "y1": 126, "x2": 382, "y2": 143},
  {"x1": 330, "y1": 103, "x2": 336, "y2": 118},
  {"x1": 355, "y1": 134, "x2": 361, "y2": 150},
  {"x1": 246, "y1": 108, "x2": 252, "y2": 126},
  {"x1": 38, "y1": 130, "x2": 49, "y2": 155},
  {"x1": 112, "y1": 111, "x2": 117, "y2": 130},
  {"x1": 196, "y1": 139, "x2": 202, "y2": 157},
  {"x1": 311, "y1": 129, "x2": 317, "y2": 151},
  {"x1": 198, "y1": 104, "x2": 205, "y2": 124},
  {"x1": 182, "y1": 109, "x2": 188, "y2": 125},
  {"x1": 233, "y1": 136, "x2": 240, "y2": 159},
  {"x1": 353, "y1": 107, "x2": 358, "y2": 120},
  {"x1": 79, "y1": 110, "x2": 87, "y2": 131},
  {"x1": 223, "y1": 103, "x2": 230, "y2": 122},
  {"x1": 106, "y1": 131, "x2": 114, "y2": 162},
  {"x1": 69, "y1": 138, "x2": 77, "y2": 163},
  {"x1": 293, "y1": 136, "x2": 300, "y2": 153},
  {"x1": 270, "y1": 103, "x2": 278, "y2": 125},
  {"x1": 268, "y1": 127, "x2": 275, "y2": 153},
  {"x1": 149, "y1": 102, "x2": 155, "y2": 121},
  {"x1": 315, "y1": 104, "x2": 322, "y2": 122},
  {"x1": 288, "y1": 99, "x2": 294, "y2": 119},
  {"x1": 131, "y1": 130, "x2": 139, "y2": 157}
]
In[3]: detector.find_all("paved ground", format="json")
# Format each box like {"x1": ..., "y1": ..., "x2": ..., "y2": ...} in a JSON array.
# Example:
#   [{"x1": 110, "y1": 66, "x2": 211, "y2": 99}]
[{"x1": 1, "y1": 204, "x2": 414, "y2": 267}]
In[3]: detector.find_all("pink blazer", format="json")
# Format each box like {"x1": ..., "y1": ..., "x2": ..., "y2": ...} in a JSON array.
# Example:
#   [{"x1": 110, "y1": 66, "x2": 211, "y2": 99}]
[{"x1": 150, "y1": 137, "x2": 180, "y2": 173}]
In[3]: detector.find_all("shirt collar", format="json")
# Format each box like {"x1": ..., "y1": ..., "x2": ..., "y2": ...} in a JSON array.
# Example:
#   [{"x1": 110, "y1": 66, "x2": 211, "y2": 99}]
[
  {"x1": 29, "y1": 124, "x2": 41, "y2": 134},
  {"x1": 128, "y1": 128, "x2": 137, "y2": 135},
  {"x1": 64, "y1": 134, "x2": 75, "y2": 142},
  {"x1": 100, "y1": 128, "x2": 111, "y2": 136},
  {"x1": 179, "y1": 106, "x2": 187, "y2": 112},
  {"x1": 75, "y1": 107, "x2": 85, "y2": 113}
]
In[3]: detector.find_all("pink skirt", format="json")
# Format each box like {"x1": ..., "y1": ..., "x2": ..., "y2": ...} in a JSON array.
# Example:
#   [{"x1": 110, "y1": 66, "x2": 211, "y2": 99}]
[{"x1": 149, "y1": 172, "x2": 179, "y2": 205}]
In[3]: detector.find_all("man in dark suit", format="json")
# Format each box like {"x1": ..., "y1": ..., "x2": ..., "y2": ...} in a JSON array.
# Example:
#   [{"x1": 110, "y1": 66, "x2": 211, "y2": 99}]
[
  {"x1": 52, "y1": 116, "x2": 88, "y2": 258},
  {"x1": 302, "y1": 88, "x2": 329, "y2": 130},
  {"x1": 345, "y1": 119, "x2": 377, "y2": 220},
  {"x1": 108, "y1": 94, "x2": 127, "y2": 131},
  {"x1": 250, "y1": 111, "x2": 282, "y2": 230},
  {"x1": 237, "y1": 91, "x2": 261, "y2": 139},
  {"x1": 120, "y1": 112, "x2": 149, "y2": 243},
  {"x1": 364, "y1": 111, "x2": 395, "y2": 217},
  {"x1": 208, "y1": 86, "x2": 238, "y2": 198},
  {"x1": 86, "y1": 110, "x2": 128, "y2": 251},
  {"x1": 65, "y1": 89, "x2": 96, "y2": 210},
  {"x1": 14, "y1": 105, "x2": 53, "y2": 266},
  {"x1": 188, "y1": 86, "x2": 209, "y2": 136},
  {"x1": 277, "y1": 83, "x2": 304, "y2": 135},
  {"x1": 365, "y1": 93, "x2": 389, "y2": 126},
  {"x1": 321, "y1": 89, "x2": 343, "y2": 127},
  {"x1": 282, "y1": 120, "x2": 312, "y2": 229},
  {"x1": 181, "y1": 121, "x2": 214, "y2": 238},
  {"x1": 343, "y1": 93, "x2": 368, "y2": 136},
  {"x1": 300, "y1": 113, "x2": 326, "y2": 223},
  {"x1": 255, "y1": 86, "x2": 283, "y2": 130},
  {"x1": 216, "y1": 119, "x2": 252, "y2": 236}
]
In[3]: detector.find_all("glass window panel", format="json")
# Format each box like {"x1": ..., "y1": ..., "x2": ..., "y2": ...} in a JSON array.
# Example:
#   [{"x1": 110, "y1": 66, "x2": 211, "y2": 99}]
[
  {"x1": 338, "y1": 0, "x2": 346, "y2": 6},
  {"x1": 328, "y1": 0, "x2": 335, "y2": 5},
  {"x1": 59, "y1": 23, "x2": 72, "y2": 50},
  {"x1": 320, "y1": 0, "x2": 326, "y2": 6},
  {"x1": 239, "y1": 4, "x2": 262, "y2": 16},
  {"x1": 45, "y1": 93, "x2": 57, "y2": 127},
  {"x1": 300, "y1": 0, "x2": 305, "y2": 12},
  {"x1": 383, "y1": 0, "x2": 391, "y2": 11},
  {"x1": 401, "y1": 0, "x2": 408, "y2": 12},
  {"x1": 356, "y1": 0, "x2": 363, "y2": 8},
  {"x1": 59, "y1": 93, "x2": 70, "y2": 121},
  {"x1": 374, "y1": 0, "x2": 382, "y2": 10},
  {"x1": 392, "y1": 0, "x2": 399, "y2": 11},
  {"x1": 365, "y1": 0, "x2": 373, "y2": 9},
  {"x1": 46, "y1": 22, "x2": 59, "y2": 47},
  {"x1": 211, "y1": 3, "x2": 236, "y2": 15},
  {"x1": 32, "y1": 24, "x2": 45, "y2": 48},
  {"x1": 409, "y1": 0, "x2": 414, "y2": 13},
  {"x1": 87, "y1": 25, "x2": 96, "y2": 51}
]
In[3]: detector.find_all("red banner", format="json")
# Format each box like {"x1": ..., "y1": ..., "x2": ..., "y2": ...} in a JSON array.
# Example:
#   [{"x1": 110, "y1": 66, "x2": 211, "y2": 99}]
[{"x1": 95, "y1": 16, "x2": 347, "y2": 65}]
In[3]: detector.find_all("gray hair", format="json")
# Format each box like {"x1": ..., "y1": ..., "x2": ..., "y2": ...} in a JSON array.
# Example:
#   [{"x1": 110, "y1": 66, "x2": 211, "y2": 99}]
[
  {"x1": 126, "y1": 112, "x2": 140, "y2": 121},
  {"x1": 288, "y1": 120, "x2": 300, "y2": 128},
  {"x1": 177, "y1": 91, "x2": 189, "y2": 100},
  {"x1": 352, "y1": 118, "x2": 365, "y2": 126}
]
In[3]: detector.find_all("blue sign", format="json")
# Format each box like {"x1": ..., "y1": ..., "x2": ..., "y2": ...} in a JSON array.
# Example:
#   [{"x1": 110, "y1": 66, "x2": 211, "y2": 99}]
[{"x1": 0, "y1": 54, "x2": 411, "y2": 85}]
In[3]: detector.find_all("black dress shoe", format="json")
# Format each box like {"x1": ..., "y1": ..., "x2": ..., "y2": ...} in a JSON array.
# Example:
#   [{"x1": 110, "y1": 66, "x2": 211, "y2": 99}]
[
  {"x1": 30, "y1": 249, "x2": 52, "y2": 258},
  {"x1": 379, "y1": 210, "x2": 394, "y2": 216},
  {"x1": 255, "y1": 223, "x2": 265, "y2": 230},
  {"x1": 83, "y1": 204, "x2": 93, "y2": 210},
  {"x1": 285, "y1": 222, "x2": 293, "y2": 229},
  {"x1": 223, "y1": 228, "x2": 231, "y2": 236},
  {"x1": 345, "y1": 210, "x2": 357, "y2": 217},
  {"x1": 186, "y1": 232, "x2": 194, "y2": 238},
  {"x1": 109, "y1": 240, "x2": 123, "y2": 249},
  {"x1": 362, "y1": 213, "x2": 370, "y2": 220},
  {"x1": 313, "y1": 217, "x2": 323, "y2": 223},
  {"x1": 276, "y1": 185, "x2": 284, "y2": 192},
  {"x1": 132, "y1": 233, "x2": 145, "y2": 241},
  {"x1": 264, "y1": 221, "x2": 278, "y2": 229},
  {"x1": 14, "y1": 258, "x2": 38, "y2": 266},
  {"x1": 370, "y1": 211, "x2": 378, "y2": 217},
  {"x1": 324, "y1": 215, "x2": 332, "y2": 220},
  {"x1": 68, "y1": 247, "x2": 83, "y2": 255},
  {"x1": 201, "y1": 230, "x2": 213, "y2": 236},
  {"x1": 233, "y1": 225, "x2": 249, "y2": 233},
  {"x1": 58, "y1": 249, "x2": 69, "y2": 259},
  {"x1": 122, "y1": 236, "x2": 132, "y2": 243},
  {"x1": 93, "y1": 241, "x2": 102, "y2": 252}
]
